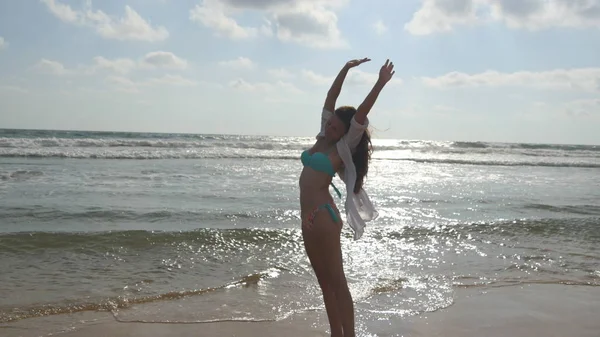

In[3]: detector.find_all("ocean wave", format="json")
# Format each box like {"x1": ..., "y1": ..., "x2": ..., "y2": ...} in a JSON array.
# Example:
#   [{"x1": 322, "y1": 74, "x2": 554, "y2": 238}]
[
  {"x1": 389, "y1": 157, "x2": 600, "y2": 168},
  {"x1": 452, "y1": 141, "x2": 490, "y2": 149},
  {"x1": 0, "y1": 228, "x2": 298, "y2": 253},
  {"x1": 1, "y1": 134, "x2": 598, "y2": 154},
  {"x1": 2, "y1": 217, "x2": 598, "y2": 253},
  {"x1": 0, "y1": 268, "x2": 281, "y2": 324},
  {"x1": 0, "y1": 170, "x2": 44, "y2": 181},
  {"x1": 523, "y1": 204, "x2": 600, "y2": 216},
  {"x1": 1, "y1": 149, "x2": 598, "y2": 168},
  {"x1": 1, "y1": 218, "x2": 598, "y2": 324},
  {"x1": 0, "y1": 137, "x2": 311, "y2": 151},
  {"x1": 0, "y1": 129, "x2": 232, "y2": 141},
  {"x1": 0, "y1": 149, "x2": 301, "y2": 160},
  {"x1": 0, "y1": 207, "x2": 291, "y2": 224},
  {"x1": 451, "y1": 141, "x2": 600, "y2": 152},
  {"x1": 0, "y1": 264, "x2": 446, "y2": 324}
]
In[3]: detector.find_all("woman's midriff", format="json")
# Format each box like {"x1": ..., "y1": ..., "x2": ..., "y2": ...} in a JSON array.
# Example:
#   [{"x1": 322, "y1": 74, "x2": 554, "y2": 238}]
[{"x1": 299, "y1": 168, "x2": 337, "y2": 221}]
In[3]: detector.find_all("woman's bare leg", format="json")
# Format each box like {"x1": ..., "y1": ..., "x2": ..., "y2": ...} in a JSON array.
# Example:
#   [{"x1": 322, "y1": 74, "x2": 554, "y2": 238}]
[
  {"x1": 303, "y1": 216, "x2": 343, "y2": 336},
  {"x1": 320, "y1": 220, "x2": 354, "y2": 337},
  {"x1": 333, "y1": 259, "x2": 354, "y2": 337}
]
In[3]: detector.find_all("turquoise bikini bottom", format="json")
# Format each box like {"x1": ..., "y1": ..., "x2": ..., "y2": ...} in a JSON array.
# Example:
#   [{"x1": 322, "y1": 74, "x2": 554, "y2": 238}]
[{"x1": 306, "y1": 203, "x2": 340, "y2": 225}]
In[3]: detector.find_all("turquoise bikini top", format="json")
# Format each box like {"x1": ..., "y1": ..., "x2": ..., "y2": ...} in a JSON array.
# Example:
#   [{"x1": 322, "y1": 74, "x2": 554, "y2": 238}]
[
  {"x1": 301, "y1": 150, "x2": 342, "y2": 199},
  {"x1": 301, "y1": 150, "x2": 335, "y2": 176}
]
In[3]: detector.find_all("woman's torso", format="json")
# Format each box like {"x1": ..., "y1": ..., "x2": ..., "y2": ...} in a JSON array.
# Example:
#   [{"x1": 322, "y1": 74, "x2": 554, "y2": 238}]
[{"x1": 298, "y1": 140, "x2": 344, "y2": 217}]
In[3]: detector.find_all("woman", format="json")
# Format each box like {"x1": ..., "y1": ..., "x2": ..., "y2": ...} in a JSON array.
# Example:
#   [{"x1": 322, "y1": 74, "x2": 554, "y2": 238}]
[{"x1": 299, "y1": 58, "x2": 395, "y2": 337}]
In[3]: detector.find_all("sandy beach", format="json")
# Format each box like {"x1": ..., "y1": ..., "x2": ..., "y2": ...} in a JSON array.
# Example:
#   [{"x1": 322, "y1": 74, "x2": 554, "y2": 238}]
[{"x1": 2, "y1": 284, "x2": 598, "y2": 337}]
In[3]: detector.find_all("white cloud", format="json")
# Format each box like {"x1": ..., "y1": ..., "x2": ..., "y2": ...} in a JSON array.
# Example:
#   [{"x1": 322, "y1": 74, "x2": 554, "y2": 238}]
[
  {"x1": 189, "y1": 0, "x2": 347, "y2": 48},
  {"x1": 41, "y1": 0, "x2": 79, "y2": 23},
  {"x1": 229, "y1": 78, "x2": 303, "y2": 94},
  {"x1": 106, "y1": 75, "x2": 140, "y2": 93},
  {"x1": 146, "y1": 75, "x2": 198, "y2": 86},
  {"x1": 384, "y1": 104, "x2": 462, "y2": 117},
  {"x1": 268, "y1": 68, "x2": 295, "y2": 79},
  {"x1": 33, "y1": 59, "x2": 71, "y2": 75},
  {"x1": 488, "y1": 0, "x2": 600, "y2": 30},
  {"x1": 373, "y1": 19, "x2": 388, "y2": 35},
  {"x1": 218, "y1": 57, "x2": 256, "y2": 70},
  {"x1": 0, "y1": 37, "x2": 7, "y2": 50},
  {"x1": 271, "y1": 3, "x2": 347, "y2": 49},
  {"x1": 33, "y1": 52, "x2": 188, "y2": 76},
  {"x1": 91, "y1": 57, "x2": 137, "y2": 74},
  {"x1": 140, "y1": 51, "x2": 188, "y2": 70},
  {"x1": 275, "y1": 80, "x2": 304, "y2": 94},
  {"x1": 190, "y1": 0, "x2": 259, "y2": 39},
  {"x1": 433, "y1": 104, "x2": 461, "y2": 114},
  {"x1": 106, "y1": 74, "x2": 199, "y2": 94},
  {"x1": 0, "y1": 85, "x2": 28, "y2": 94},
  {"x1": 302, "y1": 69, "x2": 333, "y2": 85},
  {"x1": 41, "y1": 0, "x2": 169, "y2": 42},
  {"x1": 383, "y1": 104, "x2": 426, "y2": 118},
  {"x1": 229, "y1": 78, "x2": 272, "y2": 92},
  {"x1": 94, "y1": 6, "x2": 169, "y2": 41},
  {"x1": 346, "y1": 70, "x2": 380, "y2": 86},
  {"x1": 405, "y1": 0, "x2": 480, "y2": 35},
  {"x1": 346, "y1": 69, "x2": 403, "y2": 86},
  {"x1": 219, "y1": 0, "x2": 349, "y2": 9},
  {"x1": 564, "y1": 98, "x2": 600, "y2": 117},
  {"x1": 405, "y1": 0, "x2": 600, "y2": 35},
  {"x1": 302, "y1": 69, "x2": 403, "y2": 86},
  {"x1": 422, "y1": 68, "x2": 600, "y2": 92}
]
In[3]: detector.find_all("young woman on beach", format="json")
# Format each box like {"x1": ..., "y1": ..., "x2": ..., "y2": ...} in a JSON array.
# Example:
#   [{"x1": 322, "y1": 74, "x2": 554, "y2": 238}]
[{"x1": 299, "y1": 58, "x2": 395, "y2": 337}]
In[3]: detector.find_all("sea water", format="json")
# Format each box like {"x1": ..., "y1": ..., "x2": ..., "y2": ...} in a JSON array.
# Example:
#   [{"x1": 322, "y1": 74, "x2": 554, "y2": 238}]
[{"x1": 1, "y1": 129, "x2": 598, "y2": 334}]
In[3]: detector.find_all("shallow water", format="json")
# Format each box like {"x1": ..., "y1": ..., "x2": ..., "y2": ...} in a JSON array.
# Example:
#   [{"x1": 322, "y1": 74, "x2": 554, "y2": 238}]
[{"x1": 1, "y1": 129, "x2": 599, "y2": 334}]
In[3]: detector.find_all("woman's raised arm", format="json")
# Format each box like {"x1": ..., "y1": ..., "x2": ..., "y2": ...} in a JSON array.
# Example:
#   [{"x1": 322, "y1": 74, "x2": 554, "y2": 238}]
[
  {"x1": 355, "y1": 59, "x2": 395, "y2": 125},
  {"x1": 324, "y1": 58, "x2": 371, "y2": 112}
]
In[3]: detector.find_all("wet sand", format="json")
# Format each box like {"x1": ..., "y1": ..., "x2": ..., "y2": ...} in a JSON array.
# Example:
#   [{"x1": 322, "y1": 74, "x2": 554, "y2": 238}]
[{"x1": 2, "y1": 284, "x2": 599, "y2": 337}]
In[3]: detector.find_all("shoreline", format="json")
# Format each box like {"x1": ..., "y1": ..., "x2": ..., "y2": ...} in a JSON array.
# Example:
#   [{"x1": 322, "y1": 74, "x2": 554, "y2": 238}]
[{"x1": 2, "y1": 283, "x2": 599, "y2": 337}]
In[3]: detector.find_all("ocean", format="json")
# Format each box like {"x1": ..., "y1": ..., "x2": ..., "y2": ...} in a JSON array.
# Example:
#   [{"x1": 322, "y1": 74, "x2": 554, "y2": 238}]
[{"x1": 0, "y1": 128, "x2": 599, "y2": 336}]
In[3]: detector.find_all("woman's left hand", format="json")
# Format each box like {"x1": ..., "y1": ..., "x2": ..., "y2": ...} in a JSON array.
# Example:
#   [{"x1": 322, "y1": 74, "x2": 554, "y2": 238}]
[{"x1": 378, "y1": 59, "x2": 395, "y2": 84}]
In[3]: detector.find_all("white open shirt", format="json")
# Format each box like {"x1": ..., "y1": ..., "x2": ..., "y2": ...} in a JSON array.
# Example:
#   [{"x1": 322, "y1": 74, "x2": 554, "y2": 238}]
[{"x1": 317, "y1": 108, "x2": 379, "y2": 240}]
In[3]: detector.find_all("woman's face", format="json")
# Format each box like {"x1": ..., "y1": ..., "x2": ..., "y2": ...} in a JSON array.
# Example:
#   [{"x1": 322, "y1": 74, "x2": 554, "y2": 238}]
[{"x1": 324, "y1": 115, "x2": 345, "y2": 141}]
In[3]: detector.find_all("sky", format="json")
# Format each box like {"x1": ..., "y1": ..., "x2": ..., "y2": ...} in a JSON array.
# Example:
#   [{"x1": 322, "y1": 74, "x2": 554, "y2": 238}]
[{"x1": 0, "y1": 0, "x2": 599, "y2": 144}]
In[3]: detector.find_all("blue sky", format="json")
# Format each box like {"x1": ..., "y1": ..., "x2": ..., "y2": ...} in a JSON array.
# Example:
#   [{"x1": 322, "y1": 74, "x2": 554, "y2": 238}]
[{"x1": 0, "y1": 0, "x2": 599, "y2": 144}]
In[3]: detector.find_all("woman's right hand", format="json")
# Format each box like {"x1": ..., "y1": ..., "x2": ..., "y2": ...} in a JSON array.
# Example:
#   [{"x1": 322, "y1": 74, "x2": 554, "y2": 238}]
[{"x1": 345, "y1": 58, "x2": 371, "y2": 69}]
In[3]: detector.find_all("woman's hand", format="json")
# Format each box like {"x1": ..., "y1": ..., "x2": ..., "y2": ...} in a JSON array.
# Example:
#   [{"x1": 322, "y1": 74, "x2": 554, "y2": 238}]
[
  {"x1": 378, "y1": 59, "x2": 395, "y2": 84},
  {"x1": 345, "y1": 58, "x2": 371, "y2": 69},
  {"x1": 355, "y1": 59, "x2": 396, "y2": 123}
]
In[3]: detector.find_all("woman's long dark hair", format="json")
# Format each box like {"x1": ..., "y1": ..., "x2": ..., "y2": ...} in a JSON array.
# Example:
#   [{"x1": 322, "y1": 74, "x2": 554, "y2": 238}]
[{"x1": 334, "y1": 106, "x2": 373, "y2": 193}]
